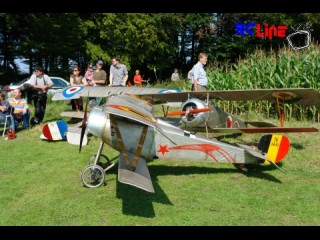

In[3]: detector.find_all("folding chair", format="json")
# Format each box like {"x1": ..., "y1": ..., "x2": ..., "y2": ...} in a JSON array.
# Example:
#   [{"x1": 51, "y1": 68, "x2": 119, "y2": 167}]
[{"x1": 1, "y1": 106, "x2": 14, "y2": 137}]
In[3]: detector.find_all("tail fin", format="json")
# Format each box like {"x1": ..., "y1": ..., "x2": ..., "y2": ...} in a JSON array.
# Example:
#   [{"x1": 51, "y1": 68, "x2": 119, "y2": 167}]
[{"x1": 258, "y1": 134, "x2": 291, "y2": 164}]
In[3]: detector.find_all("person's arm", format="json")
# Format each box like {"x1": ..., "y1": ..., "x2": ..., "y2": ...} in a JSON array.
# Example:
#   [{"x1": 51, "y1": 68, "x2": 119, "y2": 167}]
[
  {"x1": 22, "y1": 100, "x2": 28, "y2": 114},
  {"x1": 0, "y1": 101, "x2": 8, "y2": 112},
  {"x1": 171, "y1": 73, "x2": 174, "y2": 80},
  {"x1": 177, "y1": 73, "x2": 179, "y2": 80},
  {"x1": 108, "y1": 66, "x2": 113, "y2": 86},
  {"x1": 121, "y1": 66, "x2": 128, "y2": 86},
  {"x1": 122, "y1": 74, "x2": 128, "y2": 86},
  {"x1": 70, "y1": 75, "x2": 76, "y2": 86},
  {"x1": 81, "y1": 76, "x2": 88, "y2": 86},
  {"x1": 44, "y1": 75, "x2": 53, "y2": 90},
  {"x1": 193, "y1": 66, "x2": 199, "y2": 91}
]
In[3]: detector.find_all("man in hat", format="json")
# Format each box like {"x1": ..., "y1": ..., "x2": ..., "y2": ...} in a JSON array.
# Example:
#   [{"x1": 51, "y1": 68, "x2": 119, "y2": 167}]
[
  {"x1": 93, "y1": 60, "x2": 107, "y2": 86},
  {"x1": 88, "y1": 60, "x2": 107, "y2": 108},
  {"x1": 171, "y1": 68, "x2": 180, "y2": 81},
  {"x1": 108, "y1": 56, "x2": 128, "y2": 87}
]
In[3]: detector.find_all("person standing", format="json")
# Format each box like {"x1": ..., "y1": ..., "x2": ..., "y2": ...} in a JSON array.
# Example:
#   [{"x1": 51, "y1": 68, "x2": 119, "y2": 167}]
[
  {"x1": 70, "y1": 65, "x2": 87, "y2": 111},
  {"x1": 108, "y1": 56, "x2": 128, "y2": 87},
  {"x1": 133, "y1": 70, "x2": 147, "y2": 87},
  {"x1": 171, "y1": 68, "x2": 180, "y2": 81},
  {"x1": 93, "y1": 60, "x2": 107, "y2": 87},
  {"x1": 191, "y1": 53, "x2": 208, "y2": 91},
  {"x1": 89, "y1": 60, "x2": 107, "y2": 108},
  {"x1": 29, "y1": 66, "x2": 53, "y2": 124}
]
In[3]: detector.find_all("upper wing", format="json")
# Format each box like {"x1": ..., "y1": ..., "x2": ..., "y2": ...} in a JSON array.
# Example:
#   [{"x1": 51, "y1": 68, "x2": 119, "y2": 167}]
[
  {"x1": 53, "y1": 86, "x2": 320, "y2": 106},
  {"x1": 148, "y1": 88, "x2": 320, "y2": 106},
  {"x1": 52, "y1": 86, "x2": 187, "y2": 101}
]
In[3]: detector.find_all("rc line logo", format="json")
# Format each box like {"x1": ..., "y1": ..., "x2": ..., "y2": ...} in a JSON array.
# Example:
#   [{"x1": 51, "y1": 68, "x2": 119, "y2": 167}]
[
  {"x1": 235, "y1": 22, "x2": 313, "y2": 50},
  {"x1": 235, "y1": 23, "x2": 288, "y2": 40}
]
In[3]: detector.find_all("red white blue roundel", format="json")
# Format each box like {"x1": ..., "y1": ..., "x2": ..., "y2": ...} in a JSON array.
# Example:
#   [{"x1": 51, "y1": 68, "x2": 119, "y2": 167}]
[
  {"x1": 62, "y1": 86, "x2": 84, "y2": 98},
  {"x1": 158, "y1": 89, "x2": 182, "y2": 94}
]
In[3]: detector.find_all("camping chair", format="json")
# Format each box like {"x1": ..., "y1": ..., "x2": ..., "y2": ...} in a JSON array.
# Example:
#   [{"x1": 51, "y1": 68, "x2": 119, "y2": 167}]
[{"x1": 1, "y1": 106, "x2": 14, "y2": 137}]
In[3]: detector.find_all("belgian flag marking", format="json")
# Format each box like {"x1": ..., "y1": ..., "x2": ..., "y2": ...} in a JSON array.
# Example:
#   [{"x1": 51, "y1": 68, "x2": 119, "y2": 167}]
[
  {"x1": 266, "y1": 135, "x2": 290, "y2": 163},
  {"x1": 258, "y1": 134, "x2": 290, "y2": 163}
]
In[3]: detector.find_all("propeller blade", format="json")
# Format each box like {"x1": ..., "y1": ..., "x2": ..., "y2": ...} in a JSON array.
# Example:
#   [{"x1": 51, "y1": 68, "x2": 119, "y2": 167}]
[
  {"x1": 79, "y1": 94, "x2": 89, "y2": 153},
  {"x1": 167, "y1": 107, "x2": 211, "y2": 116}
]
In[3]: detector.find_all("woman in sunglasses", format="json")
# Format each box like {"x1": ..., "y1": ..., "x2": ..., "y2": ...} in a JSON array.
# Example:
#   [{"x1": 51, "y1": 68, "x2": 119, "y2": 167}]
[{"x1": 70, "y1": 66, "x2": 87, "y2": 111}]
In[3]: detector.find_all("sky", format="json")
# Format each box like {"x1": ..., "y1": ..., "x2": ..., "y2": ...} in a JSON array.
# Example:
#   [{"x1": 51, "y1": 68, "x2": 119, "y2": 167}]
[{"x1": 16, "y1": 59, "x2": 29, "y2": 73}]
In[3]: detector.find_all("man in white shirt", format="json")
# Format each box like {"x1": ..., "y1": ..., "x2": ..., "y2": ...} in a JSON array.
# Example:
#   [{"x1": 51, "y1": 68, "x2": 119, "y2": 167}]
[
  {"x1": 191, "y1": 53, "x2": 208, "y2": 91},
  {"x1": 29, "y1": 66, "x2": 53, "y2": 124}
]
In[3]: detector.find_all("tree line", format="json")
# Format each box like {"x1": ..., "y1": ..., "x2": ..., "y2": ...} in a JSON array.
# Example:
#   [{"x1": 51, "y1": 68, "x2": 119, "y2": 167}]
[{"x1": 1, "y1": 13, "x2": 319, "y2": 84}]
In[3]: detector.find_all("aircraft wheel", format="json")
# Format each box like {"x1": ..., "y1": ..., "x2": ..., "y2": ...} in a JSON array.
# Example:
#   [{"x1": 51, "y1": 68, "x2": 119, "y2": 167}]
[
  {"x1": 88, "y1": 154, "x2": 111, "y2": 170},
  {"x1": 81, "y1": 165, "x2": 106, "y2": 188}
]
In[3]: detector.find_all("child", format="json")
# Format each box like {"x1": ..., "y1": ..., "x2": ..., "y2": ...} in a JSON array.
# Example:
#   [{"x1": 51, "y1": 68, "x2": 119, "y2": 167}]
[
  {"x1": 85, "y1": 65, "x2": 96, "y2": 86},
  {"x1": 133, "y1": 70, "x2": 146, "y2": 87}
]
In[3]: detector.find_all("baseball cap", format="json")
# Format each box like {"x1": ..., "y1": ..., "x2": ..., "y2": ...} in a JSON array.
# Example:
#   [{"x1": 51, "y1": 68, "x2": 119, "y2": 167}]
[
  {"x1": 174, "y1": 68, "x2": 178, "y2": 71},
  {"x1": 88, "y1": 64, "x2": 93, "y2": 68},
  {"x1": 97, "y1": 60, "x2": 104, "y2": 65}
]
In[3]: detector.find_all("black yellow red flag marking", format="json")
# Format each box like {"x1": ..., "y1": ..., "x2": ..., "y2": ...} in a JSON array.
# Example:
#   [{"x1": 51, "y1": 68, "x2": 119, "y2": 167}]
[{"x1": 258, "y1": 134, "x2": 290, "y2": 163}]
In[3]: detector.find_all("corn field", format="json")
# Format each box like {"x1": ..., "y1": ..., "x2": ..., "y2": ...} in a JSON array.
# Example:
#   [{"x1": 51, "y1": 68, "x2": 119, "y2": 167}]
[{"x1": 206, "y1": 42, "x2": 320, "y2": 123}]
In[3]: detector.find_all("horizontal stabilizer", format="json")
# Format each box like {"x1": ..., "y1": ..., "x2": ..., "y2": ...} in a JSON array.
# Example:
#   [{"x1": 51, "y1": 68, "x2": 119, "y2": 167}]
[
  {"x1": 118, "y1": 152, "x2": 155, "y2": 193},
  {"x1": 240, "y1": 127, "x2": 318, "y2": 133},
  {"x1": 161, "y1": 102, "x2": 183, "y2": 108},
  {"x1": 237, "y1": 143, "x2": 266, "y2": 160},
  {"x1": 60, "y1": 110, "x2": 90, "y2": 119}
]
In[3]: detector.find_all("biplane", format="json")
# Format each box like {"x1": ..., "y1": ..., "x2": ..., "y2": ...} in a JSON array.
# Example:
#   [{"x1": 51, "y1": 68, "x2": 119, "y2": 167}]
[{"x1": 51, "y1": 86, "x2": 320, "y2": 193}]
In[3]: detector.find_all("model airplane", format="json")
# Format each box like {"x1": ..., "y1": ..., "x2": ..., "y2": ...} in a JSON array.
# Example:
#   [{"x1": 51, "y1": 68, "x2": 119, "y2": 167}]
[
  {"x1": 80, "y1": 94, "x2": 291, "y2": 193},
  {"x1": 51, "y1": 86, "x2": 318, "y2": 193},
  {"x1": 53, "y1": 86, "x2": 320, "y2": 137}
]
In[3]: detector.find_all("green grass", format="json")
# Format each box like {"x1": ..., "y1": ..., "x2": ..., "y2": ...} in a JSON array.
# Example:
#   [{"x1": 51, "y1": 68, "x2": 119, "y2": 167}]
[{"x1": 1, "y1": 93, "x2": 320, "y2": 226}]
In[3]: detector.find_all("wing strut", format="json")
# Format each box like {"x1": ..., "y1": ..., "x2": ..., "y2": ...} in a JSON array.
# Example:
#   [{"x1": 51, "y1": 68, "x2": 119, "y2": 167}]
[
  {"x1": 130, "y1": 124, "x2": 148, "y2": 170},
  {"x1": 161, "y1": 105, "x2": 169, "y2": 117},
  {"x1": 275, "y1": 91, "x2": 285, "y2": 127},
  {"x1": 109, "y1": 114, "x2": 148, "y2": 171},
  {"x1": 109, "y1": 114, "x2": 131, "y2": 168}
]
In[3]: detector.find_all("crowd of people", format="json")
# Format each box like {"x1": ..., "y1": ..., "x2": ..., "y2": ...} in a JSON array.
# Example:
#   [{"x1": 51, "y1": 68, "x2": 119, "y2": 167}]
[{"x1": 0, "y1": 53, "x2": 209, "y2": 139}]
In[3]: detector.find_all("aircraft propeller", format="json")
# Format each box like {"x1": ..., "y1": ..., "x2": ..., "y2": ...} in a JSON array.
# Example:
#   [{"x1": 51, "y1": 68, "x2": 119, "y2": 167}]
[
  {"x1": 166, "y1": 107, "x2": 211, "y2": 116},
  {"x1": 79, "y1": 95, "x2": 89, "y2": 153}
]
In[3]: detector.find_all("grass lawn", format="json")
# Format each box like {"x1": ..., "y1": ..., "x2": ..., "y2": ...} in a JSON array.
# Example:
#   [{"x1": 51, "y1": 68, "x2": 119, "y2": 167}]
[{"x1": 1, "y1": 95, "x2": 320, "y2": 226}]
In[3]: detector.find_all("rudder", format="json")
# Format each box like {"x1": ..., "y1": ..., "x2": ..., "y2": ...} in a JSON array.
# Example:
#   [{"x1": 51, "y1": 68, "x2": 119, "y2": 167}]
[{"x1": 258, "y1": 134, "x2": 290, "y2": 164}]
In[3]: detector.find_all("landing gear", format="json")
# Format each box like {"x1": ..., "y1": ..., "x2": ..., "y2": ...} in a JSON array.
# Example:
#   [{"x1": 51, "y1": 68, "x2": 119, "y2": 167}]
[
  {"x1": 81, "y1": 141, "x2": 120, "y2": 188},
  {"x1": 89, "y1": 154, "x2": 111, "y2": 169},
  {"x1": 81, "y1": 165, "x2": 105, "y2": 188}
]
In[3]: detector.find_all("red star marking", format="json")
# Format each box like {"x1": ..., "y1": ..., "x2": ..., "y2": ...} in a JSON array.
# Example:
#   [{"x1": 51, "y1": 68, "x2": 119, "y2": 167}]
[{"x1": 157, "y1": 144, "x2": 170, "y2": 156}]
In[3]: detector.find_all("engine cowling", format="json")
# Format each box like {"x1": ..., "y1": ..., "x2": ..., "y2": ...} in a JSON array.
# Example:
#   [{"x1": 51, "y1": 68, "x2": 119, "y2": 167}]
[{"x1": 180, "y1": 98, "x2": 211, "y2": 127}]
